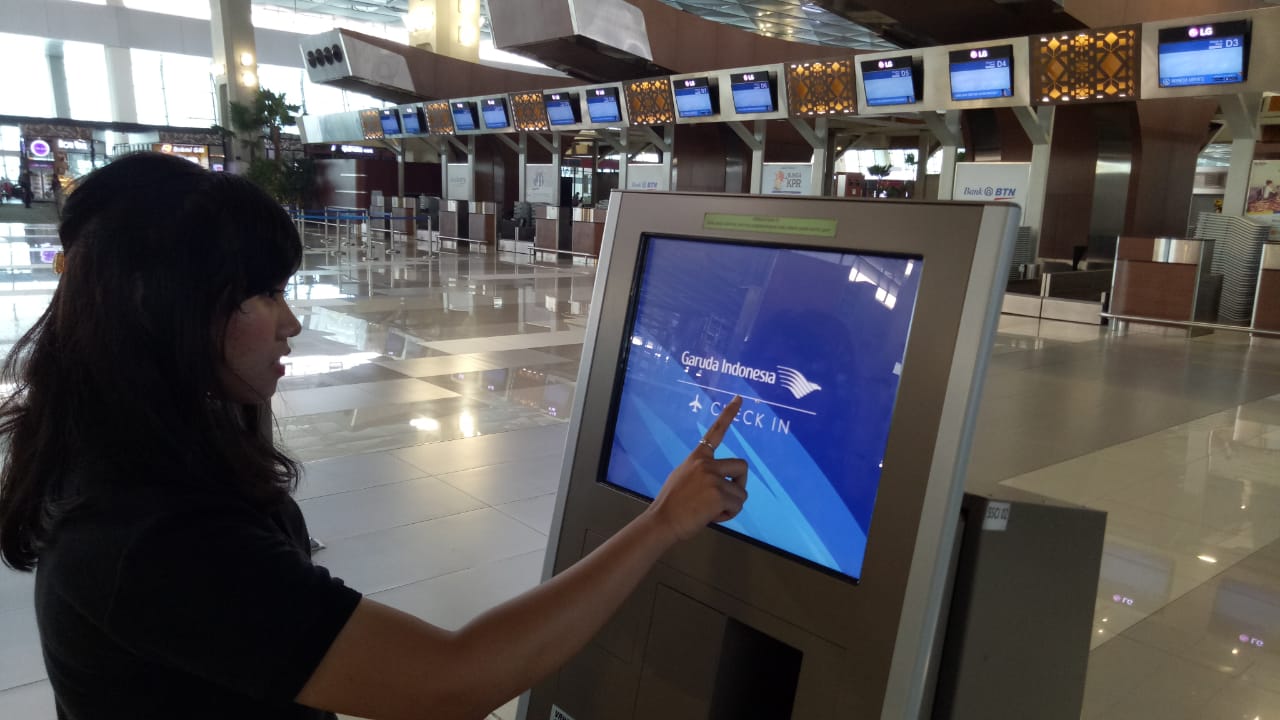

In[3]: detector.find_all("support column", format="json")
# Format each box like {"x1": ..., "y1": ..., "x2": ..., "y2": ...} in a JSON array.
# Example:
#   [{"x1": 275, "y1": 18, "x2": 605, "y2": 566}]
[
  {"x1": 924, "y1": 111, "x2": 962, "y2": 201},
  {"x1": 729, "y1": 121, "x2": 767, "y2": 194},
  {"x1": 45, "y1": 41, "x2": 71, "y2": 119},
  {"x1": 916, "y1": 134, "x2": 931, "y2": 199},
  {"x1": 210, "y1": 0, "x2": 258, "y2": 162},
  {"x1": 1013, "y1": 105, "x2": 1056, "y2": 255},
  {"x1": 406, "y1": 0, "x2": 481, "y2": 62},
  {"x1": 1221, "y1": 93, "x2": 1263, "y2": 216},
  {"x1": 788, "y1": 117, "x2": 830, "y2": 196}
]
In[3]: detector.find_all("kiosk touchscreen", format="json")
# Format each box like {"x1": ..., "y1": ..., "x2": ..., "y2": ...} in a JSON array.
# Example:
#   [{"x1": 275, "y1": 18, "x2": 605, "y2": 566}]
[{"x1": 524, "y1": 192, "x2": 1018, "y2": 720}]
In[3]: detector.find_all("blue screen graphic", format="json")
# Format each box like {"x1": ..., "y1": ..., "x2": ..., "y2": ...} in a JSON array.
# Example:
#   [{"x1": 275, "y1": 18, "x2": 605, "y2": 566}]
[
  {"x1": 731, "y1": 81, "x2": 775, "y2": 113},
  {"x1": 400, "y1": 110, "x2": 422, "y2": 134},
  {"x1": 674, "y1": 85, "x2": 714, "y2": 117},
  {"x1": 1159, "y1": 37, "x2": 1245, "y2": 87},
  {"x1": 379, "y1": 112, "x2": 401, "y2": 135},
  {"x1": 482, "y1": 101, "x2": 510, "y2": 129},
  {"x1": 864, "y1": 68, "x2": 917, "y2": 106},
  {"x1": 452, "y1": 105, "x2": 476, "y2": 131},
  {"x1": 587, "y1": 93, "x2": 621, "y2": 123},
  {"x1": 546, "y1": 96, "x2": 578, "y2": 125},
  {"x1": 949, "y1": 59, "x2": 1012, "y2": 101},
  {"x1": 603, "y1": 236, "x2": 922, "y2": 581}
]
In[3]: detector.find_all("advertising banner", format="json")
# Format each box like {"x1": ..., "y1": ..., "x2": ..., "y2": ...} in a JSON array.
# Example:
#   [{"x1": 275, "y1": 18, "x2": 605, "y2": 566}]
[
  {"x1": 763, "y1": 163, "x2": 812, "y2": 195},
  {"x1": 526, "y1": 164, "x2": 556, "y2": 204},
  {"x1": 952, "y1": 162, "x2": 1031, "y2": 207},
  {"x1": 626, "y1": 163, "x2": 668, "y2": 191},
  {"x1": 446, "y1": 163, "x2": 473, "y2": 201},
  {"x1": 1246, "y1": 160, "x2": 1280, "y2": 241}
]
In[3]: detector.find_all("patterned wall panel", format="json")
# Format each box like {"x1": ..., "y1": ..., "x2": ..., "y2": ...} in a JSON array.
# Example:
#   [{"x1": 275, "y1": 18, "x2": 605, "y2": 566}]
[
  {"x1": 1034, "y1": 26, "x2": 1139, "y2": 104},
  {"x1": 786, "y1": 58, "x2": 857, "y2": 117},
  {"x1": 358, "y1": 109, "x2": 384, "y2": 139},
  {"x1": 511, "y1": 92, "x2": 550, "y2": 132},
  {"x1": 624, "y1": 78, "x2": 675, "y2": 126},
  {"x1": 425, "y1": 102, "x2": 455, "y2": 135}
]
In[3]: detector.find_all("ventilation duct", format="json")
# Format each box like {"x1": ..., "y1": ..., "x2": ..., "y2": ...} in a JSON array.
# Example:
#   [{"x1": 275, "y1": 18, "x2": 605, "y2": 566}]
[{"x1": 488, "y1": 0, "x2": 673, "y2": 82}]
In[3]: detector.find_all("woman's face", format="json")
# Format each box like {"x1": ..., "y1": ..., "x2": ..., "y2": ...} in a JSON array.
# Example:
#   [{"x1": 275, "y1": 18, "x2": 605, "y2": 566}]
[{"x1": 220, "y1": 284, "x2": 301, "y2": 403}]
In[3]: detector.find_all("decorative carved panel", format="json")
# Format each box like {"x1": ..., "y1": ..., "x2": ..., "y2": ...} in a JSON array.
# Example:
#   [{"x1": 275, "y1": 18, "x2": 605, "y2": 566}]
[
  {"x1": 511, "y1": 92, "x2": 550, "y2": 132},
  {"x1": 1034, "y1": 27, "x2": 1139, "y2": 104},
  {"x1": 359, "y1": 109, "x2": 384, "y2": 139},
  {"x1": 624, "y1": 78, "x2": 675, "y2": 126},
  {"x1": 425, "y1": 102, "x2": 455, "y2": 135},
  {"x1": 786, "y1": 58, "x2": 857, "y2": 117}
]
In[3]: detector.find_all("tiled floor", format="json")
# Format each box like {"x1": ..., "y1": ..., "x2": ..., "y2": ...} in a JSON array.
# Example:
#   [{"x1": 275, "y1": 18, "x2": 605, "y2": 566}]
[{"x1": 4, "y1": 221, "x2": 1280, "y2": 718}]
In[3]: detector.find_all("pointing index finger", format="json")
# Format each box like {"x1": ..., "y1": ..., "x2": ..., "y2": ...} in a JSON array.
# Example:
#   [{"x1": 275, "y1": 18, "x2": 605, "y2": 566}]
[{"x1": 699, "y1": 395, "x2": 742, "y2": 452}]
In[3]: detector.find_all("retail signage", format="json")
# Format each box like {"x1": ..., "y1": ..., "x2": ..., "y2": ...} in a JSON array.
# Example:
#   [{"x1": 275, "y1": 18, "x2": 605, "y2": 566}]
[
  {"x1": 57, "y1": 139, "x2": 90, "y2": 152},
  {"x1": 330, "y1": 144, "x2": 374, "y2": 155},
  {"x1": 952, "y1": 162, "x2": 1031, "y2": 206},
  {"x1": 446, "y1": 163, "x2": 473, "y2": 201},
  {"x1": 28, "y1": 139, "x2": 52, "y2": 160},
  {"x1": 526, "y1": 164, "x2": 556, "y2": 204},
  {"x1": 161, "y1": 144, "x2": 206, "y2": 154},
  {"x1": 626, "y1": 164, "x2": 668, "y2": 191},
  {"x1": 763, "y1": 163, "x2": 812, "y2": 196}
]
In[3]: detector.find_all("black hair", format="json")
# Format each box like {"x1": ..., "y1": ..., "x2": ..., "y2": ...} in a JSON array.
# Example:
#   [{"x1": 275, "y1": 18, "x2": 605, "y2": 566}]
[{"x1": 0, "y1": 152, "x2": 303, "y2": 570}]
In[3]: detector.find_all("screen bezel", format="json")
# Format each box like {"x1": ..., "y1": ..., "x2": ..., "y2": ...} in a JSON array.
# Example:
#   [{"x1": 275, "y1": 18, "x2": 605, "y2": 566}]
[
  {"x1": 860, "y1": 56, "x2": 923, "y2": 107},
  {"x1": 729, "y1": 70, "x2": 777, "y2": 114},
  {"x1": 672, "y1": 76, "x2": 719, "y2": 118},
  {"x1": 379, "y1": 109, "x2": 402, "y2": 135},
  {"x1": 1156, "y1": 20, "x2": 1251, "y2": 88},
  {"x1": 398, "y1": 106, "x2": 425, "y2": 135},
  {"x1": 451, "y1": 101, "x2": 479, "y2": 132},
  {"x1": 596, "y1": 231, "x2": 923, "y2": 584},
  {"x1": 479, "y1": 97, "x2": 512, "y2": 130},
  {"x1": 947, "y1": 45, "x2": 1015, "y2": 102},
  {"x1": 585, "y1": 87, "x2": 623, "y2": 124},
  {"x1": 543, "y1": 92, "x2": 582, "y2": 126}
]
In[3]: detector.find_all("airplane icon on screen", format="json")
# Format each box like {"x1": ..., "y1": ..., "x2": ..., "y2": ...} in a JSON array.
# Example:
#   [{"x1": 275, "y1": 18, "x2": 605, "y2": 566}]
[{"x1": 689, "y1": 396, "x2": 703, "y2": 413}]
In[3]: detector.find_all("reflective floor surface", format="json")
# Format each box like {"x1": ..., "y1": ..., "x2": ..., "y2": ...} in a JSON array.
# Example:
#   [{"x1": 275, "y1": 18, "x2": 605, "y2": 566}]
[{"x1": 3, "y1": 222, "x2": 1280, "y2": 719}]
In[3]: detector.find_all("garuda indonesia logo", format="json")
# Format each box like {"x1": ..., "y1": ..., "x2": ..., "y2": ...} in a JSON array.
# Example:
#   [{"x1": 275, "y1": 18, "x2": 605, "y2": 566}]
[{"x1": 777, "y1": 366, "x2": 822, "y2": 400}]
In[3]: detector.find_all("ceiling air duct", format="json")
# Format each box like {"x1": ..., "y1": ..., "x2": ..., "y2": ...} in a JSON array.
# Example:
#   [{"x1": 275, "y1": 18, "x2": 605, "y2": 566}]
[{"x1": 487, "y1": 0, "x2": 673, "y2": 82}]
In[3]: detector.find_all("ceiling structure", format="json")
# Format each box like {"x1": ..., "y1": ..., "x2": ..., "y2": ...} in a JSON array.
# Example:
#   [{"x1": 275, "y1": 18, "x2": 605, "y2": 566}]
[{"x1": 649, "y1": 0, "x2": 896, "y2": 50}]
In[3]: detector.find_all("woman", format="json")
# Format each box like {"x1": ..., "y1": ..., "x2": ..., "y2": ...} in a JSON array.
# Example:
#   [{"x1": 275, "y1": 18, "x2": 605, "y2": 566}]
[{"x1": 0, "y1": 152, "x2": 748, "y2": 719}]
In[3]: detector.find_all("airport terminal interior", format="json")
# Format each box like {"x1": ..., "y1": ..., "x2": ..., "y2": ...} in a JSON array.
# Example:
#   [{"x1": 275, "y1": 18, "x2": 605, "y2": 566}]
[{"x1": 3, "y1": 0, "x2": 1280, "y2": 718}]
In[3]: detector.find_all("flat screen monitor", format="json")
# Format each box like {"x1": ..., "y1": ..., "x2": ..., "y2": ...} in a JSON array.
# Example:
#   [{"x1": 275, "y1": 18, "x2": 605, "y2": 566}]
[
  {"x1": 379, "y1": 109, "x2": 402, "y2": 136},
  {"x1": 1158, "y1": 20, "x2": 1250, "y2": 88},
  {"x1": 948, "y1": 45, "x2": 1014, "y2": 101},
  {"x1": 544, "y1": 92, "x2": 581, "y2": 126},
  {"x1": 601, "y1": 235, "x2": 922, "y2": 582},
  {"x1": 729, "y1": 71, "x2": 777, "y2": 114},
  {"x1": 673, "y1": 77, "x2": 717, "y2": 118},
  {"x1": 861, "y1": 56, "x2": 921, "y2": 107},
  {"x1": 586, "y1": 87, "x2": 622, "y2": 124},
  {"x1": 399, "y1": 107, "x2": 424, "y2": 135},
  {"x1": 480, "y1": 97, "x2": 511, "y2": 130},
  {"x1": 451, "y1": 101, "x2": 478, "y2": 132}
]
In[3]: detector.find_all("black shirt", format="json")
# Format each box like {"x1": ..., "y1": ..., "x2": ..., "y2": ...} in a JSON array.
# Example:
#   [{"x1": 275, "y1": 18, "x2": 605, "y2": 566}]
[{"x1": 35, "y1": 484, "x2": 362, "y2": 719}]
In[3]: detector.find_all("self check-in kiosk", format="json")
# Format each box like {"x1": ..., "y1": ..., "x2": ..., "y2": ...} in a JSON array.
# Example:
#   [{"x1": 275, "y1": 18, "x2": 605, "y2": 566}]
[{"x1": 522, "y1": 191, "x2": 1101, "y2": 720}]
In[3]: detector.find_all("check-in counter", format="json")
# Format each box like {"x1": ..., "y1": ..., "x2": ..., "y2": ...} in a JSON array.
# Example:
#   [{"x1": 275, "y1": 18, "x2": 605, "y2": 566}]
[
  {"x1": 440, "y1": 200, "x2": 469, "y2": 239},
  {"x1": 1110, "y1": 237, "x2": 1220, "y2": 327},
  {"x1": 572, "y1": 207, "x2": 607, "y2": 257},
  {"x1": 1253, "y1": 244, "x2": 1280, "y2": 332},
  {"x1": 469, "y1": 201, "x2": 498, "y2": 248},
  {"x1": 535, "y1": 205, "x2": 571, "y2": 253}
]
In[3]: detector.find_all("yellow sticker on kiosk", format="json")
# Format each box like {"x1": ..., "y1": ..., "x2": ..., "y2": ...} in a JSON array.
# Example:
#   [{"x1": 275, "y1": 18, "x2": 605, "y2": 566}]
[{"x1": 703, "y1": 213, "x2": 837, "y2": 238}]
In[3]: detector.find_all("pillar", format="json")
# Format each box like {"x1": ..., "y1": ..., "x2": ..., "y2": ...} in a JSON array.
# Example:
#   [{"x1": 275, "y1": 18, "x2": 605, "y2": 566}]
[
  {"x1": 209, "y1": 0, "x2": 258, "y2": 164},
  {"x1": 46, "y1": 41, "x2": 71, "y2": 119}
]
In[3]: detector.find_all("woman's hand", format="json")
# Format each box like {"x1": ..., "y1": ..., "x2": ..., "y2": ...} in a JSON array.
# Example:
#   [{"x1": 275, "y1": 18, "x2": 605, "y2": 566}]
[{"x1": 646, "y1": 395, "x2": 749, "y2": 543}]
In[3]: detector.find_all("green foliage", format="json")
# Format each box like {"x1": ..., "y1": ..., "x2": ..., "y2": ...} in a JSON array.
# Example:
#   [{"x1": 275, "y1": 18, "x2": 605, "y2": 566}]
[
  {"x1": 867, "y1": 163, "x2": 893, "y2": 179},
  {"x1": 227, "y1": 88, "x2": 300, "y2": 163},
  {"x1": 244, "y1": 156, "x2": 318, "y2": 209}
]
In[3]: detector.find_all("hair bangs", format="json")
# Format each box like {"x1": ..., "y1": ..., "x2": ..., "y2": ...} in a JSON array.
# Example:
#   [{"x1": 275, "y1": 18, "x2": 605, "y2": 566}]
[{"x1": 208, "y1": 174, "x2": 303, "y2": 296}]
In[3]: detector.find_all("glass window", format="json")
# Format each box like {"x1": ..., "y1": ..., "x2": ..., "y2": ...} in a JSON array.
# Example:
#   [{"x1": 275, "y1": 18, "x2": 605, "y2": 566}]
[
  {"x1": 130, "y1": 49, "x2": 216, "y2": 128},
  {"x1": 0, "y1": 33, "x2": 55, "y2": 118},
  {"x1": 64, "y1": 41, "x2": 112, "y2": 122},
  {"x1": 123, "y1": 0, "x2": 210, "y2": 20}
]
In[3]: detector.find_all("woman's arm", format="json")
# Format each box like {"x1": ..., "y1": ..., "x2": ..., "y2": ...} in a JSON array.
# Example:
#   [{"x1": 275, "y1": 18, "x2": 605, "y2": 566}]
[{"x1": 296, "y1": 397, "x2": 748, "y2": 720}]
